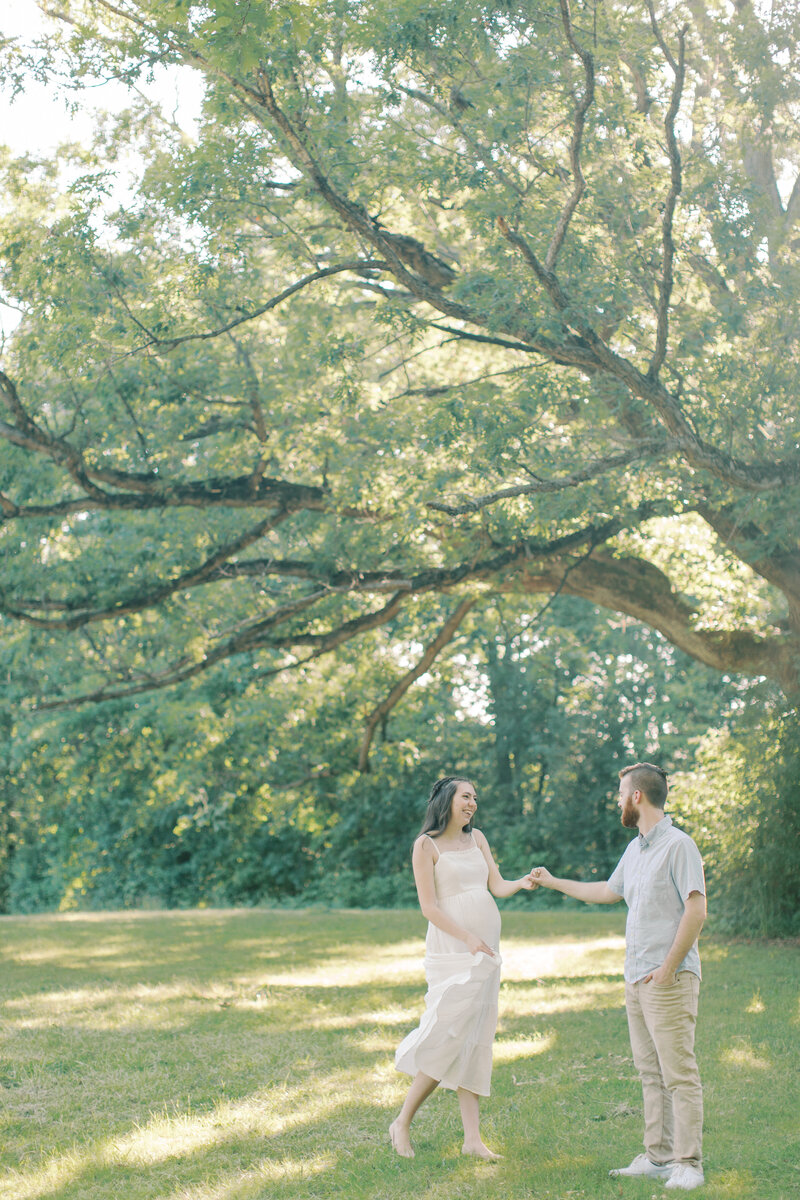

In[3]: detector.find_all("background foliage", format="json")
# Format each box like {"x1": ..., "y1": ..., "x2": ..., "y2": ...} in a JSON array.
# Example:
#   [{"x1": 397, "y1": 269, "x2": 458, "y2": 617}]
[{"x1": 3, "y1": 593, "x2": 790, "y2": 933}]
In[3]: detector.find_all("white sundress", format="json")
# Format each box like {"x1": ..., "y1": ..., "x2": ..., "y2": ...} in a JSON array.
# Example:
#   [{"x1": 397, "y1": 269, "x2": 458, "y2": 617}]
[{"x1": 395, "y1": 836, "x2": 502, "y2": 1097}]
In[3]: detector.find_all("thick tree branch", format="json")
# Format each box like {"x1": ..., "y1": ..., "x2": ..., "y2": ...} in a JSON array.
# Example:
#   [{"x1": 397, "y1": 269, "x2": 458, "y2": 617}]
[
  {"x1": 742, "y1": 141, "x2": 783, "y2": 218},
  {"x1": 357, "y1": 596, "x2": 476, "y2": 771},
  {"x1": 784, "y1": 172, "x2": 800, "y2": 231},
  {"x1": 32, "y1": 518, "x2": 627, "y2": 706},
  {"x1": 27, "y1": 490, "x2": 800, "y2": 706},
  {"x1": 512, "y1": 551, "x2": 799, "y2": 693},
  {"x1": 0, "y1": 412, "x2": 381, "y2": 523}
]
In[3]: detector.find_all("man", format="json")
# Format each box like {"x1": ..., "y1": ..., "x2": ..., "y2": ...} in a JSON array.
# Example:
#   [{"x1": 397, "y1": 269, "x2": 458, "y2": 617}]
[{"x1": 532, "y1": 762, "x2": 706, "y2": 1191}]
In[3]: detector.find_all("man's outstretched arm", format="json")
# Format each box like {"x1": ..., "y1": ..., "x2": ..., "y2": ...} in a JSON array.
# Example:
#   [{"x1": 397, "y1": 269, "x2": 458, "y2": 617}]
[{"x1": 530, "y1": 866, "x2": 621, "y2": 905}]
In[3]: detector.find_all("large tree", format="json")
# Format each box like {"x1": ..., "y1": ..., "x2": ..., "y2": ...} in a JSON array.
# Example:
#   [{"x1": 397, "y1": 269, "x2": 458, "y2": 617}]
[{"x1": 1, "y1": 0, "x2": 799, "y2": 725}]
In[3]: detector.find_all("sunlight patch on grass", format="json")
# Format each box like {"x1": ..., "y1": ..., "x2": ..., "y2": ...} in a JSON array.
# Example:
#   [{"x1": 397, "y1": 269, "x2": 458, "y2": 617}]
[
  {"x1": 5, "y1": 973, "x2": 332, "y2": 1032},
  {"x1": 4, "y1": 981, "x2": 203, "y2": 1030},
  {"x1": 494, "y1": 1034, "x2": 556, "y2": 1062},
  {"x1": 500, "y1": 978, "x2": 623, "y2": 1017},
  {"x1": 720, "y1": 1038, "x2": 772, "y2": 1070},
  {"x1": 263, "y1": 953, "x2": 423, "y2": 987},
  {"x1": 501, "y1": 935, "x2": 626, "y2": 982},
  {"x1": 257, "y1": 1154, "x2": 332, "y2": 1181},
  {"x1": 2, "y1": 1149, "x2": 89, "y2": 1200},
  {"x1": 106, "y1": 1092, "x2": 338, "y2": 1163},
  {"x1": 349, "y1": 1030, "x2": 397, "y2": 1053},
  {"x1": 745, "y1": 990, "x2": 765, "y2": 1014},
  {"x1": 7, "y1": 942, "x2": 155, "y2": 968},
  {"x1": 710, "y1": 1168, "x2": 760, "y2": 1196},
  {"x1": 3, "y1": 1067, "x2": 372, "y2": 1200},
  {"x1": 260, "y1": 933, "x2": 627, "y2": 991},
  {"x1": 5, "y1": 1143, "x2": 332, "y2": 1200},
  {"x1": 308, "y1": 1005, "x2": 411, "y2": 1031},
  {"x1": 110, "y1": 1114, "x2": 226, "y2": 1165}
]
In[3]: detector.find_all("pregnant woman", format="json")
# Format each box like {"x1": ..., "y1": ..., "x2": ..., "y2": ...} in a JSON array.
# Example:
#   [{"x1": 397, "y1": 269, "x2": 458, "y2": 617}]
[{"x1": 390, "y1": 776, "x2": 536, "y2": 1159}]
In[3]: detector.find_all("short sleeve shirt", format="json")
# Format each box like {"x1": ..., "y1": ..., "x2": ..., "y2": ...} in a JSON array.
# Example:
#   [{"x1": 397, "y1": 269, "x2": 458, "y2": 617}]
[{"x1": 607, "y1": 815, "x2": 706, "y2": 983}]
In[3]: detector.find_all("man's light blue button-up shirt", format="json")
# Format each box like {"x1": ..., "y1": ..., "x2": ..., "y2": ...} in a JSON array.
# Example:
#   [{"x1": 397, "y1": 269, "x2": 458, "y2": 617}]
[{"x1": 607, "y1": 815, "x2": 706, "y2": 983}]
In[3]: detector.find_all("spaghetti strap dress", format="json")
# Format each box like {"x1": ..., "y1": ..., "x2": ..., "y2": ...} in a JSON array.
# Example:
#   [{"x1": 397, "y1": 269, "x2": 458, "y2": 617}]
[{"x1": 395, "y1": 836, "x2": 502, "y2": 1097}]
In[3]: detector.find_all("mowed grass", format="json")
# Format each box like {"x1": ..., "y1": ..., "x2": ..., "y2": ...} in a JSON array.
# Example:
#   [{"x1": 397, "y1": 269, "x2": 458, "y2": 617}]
[{"x1": 0, "y1": 908, "x2": 798, "y2": 1200}]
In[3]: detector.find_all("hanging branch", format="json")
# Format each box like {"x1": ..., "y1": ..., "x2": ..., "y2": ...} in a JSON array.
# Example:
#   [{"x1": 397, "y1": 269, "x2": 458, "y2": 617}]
[
  {"x1": 646, "y1": 4, "x2": 687, "y2": 378},
  {"x1": 427, "y1": 443, "x2": 667, "y2": 515},
  {"x1": 120, "y1": 260, "x2": 389, "y2": 352},
  {"x1": 546, "y1": 0, "x2": 596, "y2": 270},
  {"x1": 0, "y1": 511, "x2": 291, "y2": 629},
  {"x1": 357, "y1": 596, "x2": 476, "y2": 772},
  {"x1": 37, "y1": 590, "x2": 408, "y2": 710},
  {"x1": 86, "y1": 0, "x2": 599, "y2": 365},
  {"x1": 34, "y1": 519, "x2": 630, "y2": 708}
]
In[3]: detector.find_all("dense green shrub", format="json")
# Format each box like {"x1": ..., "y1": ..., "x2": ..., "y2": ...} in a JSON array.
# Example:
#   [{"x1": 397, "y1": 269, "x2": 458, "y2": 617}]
[{"x1": 671, "y1": 710, "x2": 800, "y2": 938}]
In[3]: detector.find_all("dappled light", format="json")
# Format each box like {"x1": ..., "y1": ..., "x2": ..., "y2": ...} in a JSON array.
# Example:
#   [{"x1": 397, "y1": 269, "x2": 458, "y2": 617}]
[
  {"x1": 500, "y1": 977, "x2": 623, "y2": 1018},
  {"x1": 2, "y1": 908, "x2": 797, "y2": 1199},
  {"x1": 156, "y1": 1156, "x2": 334, "y2": 1200},
  {"x1": 501, "y1": 935, "x2": 627, "y2": 982}
]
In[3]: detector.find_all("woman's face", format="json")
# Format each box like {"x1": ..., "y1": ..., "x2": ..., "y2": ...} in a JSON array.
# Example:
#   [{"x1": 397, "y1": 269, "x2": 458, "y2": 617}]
[{"x1": 450, "y1": 781, "x2": 478, "y2": 828}]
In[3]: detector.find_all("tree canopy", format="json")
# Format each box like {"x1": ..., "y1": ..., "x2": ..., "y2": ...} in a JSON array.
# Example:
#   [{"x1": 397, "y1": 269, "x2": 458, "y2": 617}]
[{"x1": 2, "y1": 0, "x2": 800, "y2": 731}]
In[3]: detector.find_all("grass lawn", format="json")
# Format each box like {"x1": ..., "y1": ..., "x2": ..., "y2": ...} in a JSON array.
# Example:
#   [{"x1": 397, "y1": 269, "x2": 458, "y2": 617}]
[{"x1": 0, "y1": 907, "x2": 798, "y2": 1200}]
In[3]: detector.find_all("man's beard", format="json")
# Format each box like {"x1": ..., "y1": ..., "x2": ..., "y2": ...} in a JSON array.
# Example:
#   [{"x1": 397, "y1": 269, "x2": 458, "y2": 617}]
[{"x1": 620, "y1": 798, "x2": 639, "y2": 828}]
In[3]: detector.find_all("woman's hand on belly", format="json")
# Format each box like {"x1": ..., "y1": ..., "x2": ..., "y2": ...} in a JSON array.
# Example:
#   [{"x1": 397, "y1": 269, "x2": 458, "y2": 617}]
[{"x1": 464, "y1": 932, "x2": 497, "y2": 957}]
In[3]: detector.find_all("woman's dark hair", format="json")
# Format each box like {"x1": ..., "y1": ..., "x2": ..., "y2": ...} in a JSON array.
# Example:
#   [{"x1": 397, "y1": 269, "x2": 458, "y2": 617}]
[{"x1": 419, "y1": 777, "x2": 474, "y2": 838}]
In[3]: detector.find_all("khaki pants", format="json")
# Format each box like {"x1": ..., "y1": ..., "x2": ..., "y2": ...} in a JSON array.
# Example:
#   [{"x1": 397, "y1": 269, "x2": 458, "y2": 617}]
[{"x1": 625, "y1": 972, "x2": 703, "y2": 1168}]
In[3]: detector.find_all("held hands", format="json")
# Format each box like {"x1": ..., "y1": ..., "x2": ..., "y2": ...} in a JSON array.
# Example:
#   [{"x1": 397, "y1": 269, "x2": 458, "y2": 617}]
[
  {"x1": 528, "y1": 866, "x2": 555, "y2": 889},
  {"x1": 518, "y1": 873, "x2": 539, "y2": 892}
]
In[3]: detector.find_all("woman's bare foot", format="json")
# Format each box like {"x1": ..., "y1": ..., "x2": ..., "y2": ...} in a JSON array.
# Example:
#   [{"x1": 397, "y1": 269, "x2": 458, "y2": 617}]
[
  {"x1": 462, "y1": 1140, "x2": 502, "y2": 1160},
  {"x1": 389, "y1": 1119, "x2": 414, "y2": 1158}
]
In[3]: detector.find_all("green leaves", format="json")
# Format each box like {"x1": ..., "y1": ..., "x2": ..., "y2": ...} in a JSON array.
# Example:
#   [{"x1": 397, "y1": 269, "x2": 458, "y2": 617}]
[{"x1": 1, "y1": 0, "x2": 800, "y2": 717}]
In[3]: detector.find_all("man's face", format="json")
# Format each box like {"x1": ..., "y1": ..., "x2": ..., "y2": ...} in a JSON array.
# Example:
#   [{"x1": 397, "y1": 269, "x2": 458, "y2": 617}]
[{"x1": 618, "y1": 778, "x2": 639, "y2": 828}]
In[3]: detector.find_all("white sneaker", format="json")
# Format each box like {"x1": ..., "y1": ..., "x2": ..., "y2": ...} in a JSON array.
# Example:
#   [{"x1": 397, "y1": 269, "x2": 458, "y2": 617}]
[
  {"x1": 609, "y1": 1153, "x2": 675, "y2": 1178},
  {"x1": 665, "y1": 1164, "x2": 705, "y2": 1190}
]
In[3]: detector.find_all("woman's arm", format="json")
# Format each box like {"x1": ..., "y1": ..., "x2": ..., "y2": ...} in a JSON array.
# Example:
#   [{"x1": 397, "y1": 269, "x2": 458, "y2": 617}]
[
  {"x1": 412, "y1": 836, "x2": 496, "y2": 956},
  {"x1": 474, "y1": 830, "x2": 538, "y2": 898}
]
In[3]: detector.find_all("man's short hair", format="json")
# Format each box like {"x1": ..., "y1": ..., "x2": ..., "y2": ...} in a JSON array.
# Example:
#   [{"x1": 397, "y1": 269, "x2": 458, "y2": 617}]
[{"x1": 619, "y1": 762, "x2": 668, "y2": 809}]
